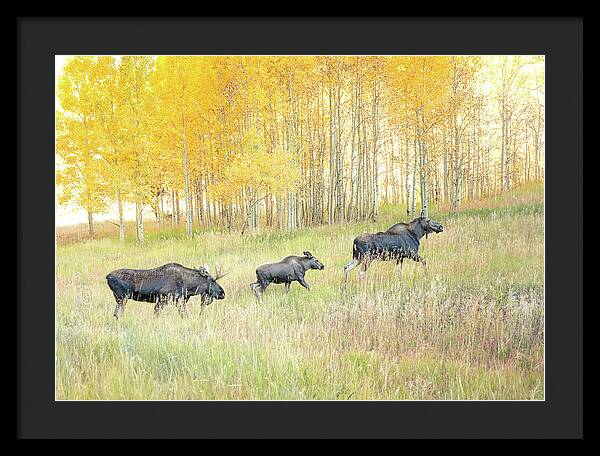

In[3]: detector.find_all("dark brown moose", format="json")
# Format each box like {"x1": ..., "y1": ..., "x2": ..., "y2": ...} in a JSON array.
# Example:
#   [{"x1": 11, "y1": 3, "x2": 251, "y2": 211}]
[
  {"x1": 106, "y1": 263, "x2": 230, "y2": 319},
  {"x1": 250, "y1": 251, "x2": 325, "y2": 300},
  {"x1": 343, "y1": 210, "x2": 444, "y2": 285}
]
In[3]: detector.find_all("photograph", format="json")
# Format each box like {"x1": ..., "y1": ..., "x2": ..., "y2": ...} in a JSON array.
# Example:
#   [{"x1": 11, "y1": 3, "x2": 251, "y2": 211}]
[{"x1": 54, "y1": 54, "x2": 546, "y2": 401}]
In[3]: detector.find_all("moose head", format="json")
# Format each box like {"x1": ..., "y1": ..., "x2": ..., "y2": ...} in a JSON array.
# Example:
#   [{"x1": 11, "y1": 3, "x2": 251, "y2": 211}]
[
  {"x1": 417, "y1": 209, "x2": 444, "y2": 238},
  {"x1": 303, "y1": 251, "x2": 325, "y2": 270},
  {"x1": 199, "y1": 264, "x2": 230, "y2": 304}
]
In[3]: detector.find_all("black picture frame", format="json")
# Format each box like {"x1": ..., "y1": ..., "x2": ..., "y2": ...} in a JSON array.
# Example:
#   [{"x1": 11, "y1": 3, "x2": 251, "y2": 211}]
[{"x1": 18, "y1": 17, "x2": 583, "y2": 439}]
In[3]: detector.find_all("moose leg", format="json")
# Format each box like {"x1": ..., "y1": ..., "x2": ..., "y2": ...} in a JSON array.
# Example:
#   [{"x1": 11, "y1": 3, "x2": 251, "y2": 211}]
[
  {"x1": 414, "y1": 255, "x2": 428, "y2": 276},
  {"x1": 396, "y1": 258, "x2": 404, "y2": 279},
  {"x1": 251, "y1": 281, "x2": 268, "y2": 301},
  {"x1": 298, "y1": 277, "x2": 310, "y2": 291},
  {"x1": 343, "y1": 258, "x2": 361, "y2": 285},
  {"x1": 177, "y1": 298, "x2": 189, "y2": 318},
  {"x1": 113, "y1": 297, "x2": 126, "y2": 320},
  {"x1": 257, "y1": 283, "x2": 268, "y2": 301},
  {"x1": 284, "y1": 282, "x2": 291, "y2": 294},
  {"x1": 250, "y1": 281, "x2": 262, "y2": 298},
  {"x1": 154, "y1": 296, "x2": 172, "y2": 317},
  {"x1": 154, "y1": 297, "x2": 166, "y2": 317},
  {"x1": 358, "y1": 260, "x2": 371, "y2": 282},
  {"x1": 200, "y1": 294, "x2": 213, "y2": 307},
  {"x1": 250, "y1": 281, "x2": 260, "y2": 298}
]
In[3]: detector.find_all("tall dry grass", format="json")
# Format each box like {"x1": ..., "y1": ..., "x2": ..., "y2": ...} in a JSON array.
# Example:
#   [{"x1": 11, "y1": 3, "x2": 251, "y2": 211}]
[{"x1": 56, "y1": 183, "x2": 544, "y2": 400}]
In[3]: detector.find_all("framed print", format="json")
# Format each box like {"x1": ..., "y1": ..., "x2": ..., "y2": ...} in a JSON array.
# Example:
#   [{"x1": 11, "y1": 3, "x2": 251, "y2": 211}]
[{"x1": 18, "y1": 17, "x2": 582, "y2": 439}]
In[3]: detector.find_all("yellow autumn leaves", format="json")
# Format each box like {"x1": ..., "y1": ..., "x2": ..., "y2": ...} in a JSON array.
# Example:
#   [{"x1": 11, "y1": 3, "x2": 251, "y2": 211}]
[
  {"x1": 56, "y1": 56, "x2": 302, "y2": 219},
  {"x1": 56, "y1": 55, "x2": 544, "y2": 237},
  {"x1": 209, "y1": 127, "x2": 300, "y2": 203}
]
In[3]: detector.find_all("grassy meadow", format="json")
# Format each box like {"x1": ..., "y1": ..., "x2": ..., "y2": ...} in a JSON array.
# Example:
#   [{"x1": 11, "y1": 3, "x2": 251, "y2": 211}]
[{"x1": 55, "y1": 183, "x2": 544, "y2": 400}]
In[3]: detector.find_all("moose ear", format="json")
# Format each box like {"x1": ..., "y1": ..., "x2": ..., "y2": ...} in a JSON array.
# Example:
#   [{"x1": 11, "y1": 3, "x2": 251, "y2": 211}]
[
  {"x1": 303, "y1": 251, "x2": 313, "y2": 258},
  {"x1": 197, "y1": 266, "x2": 210, "y2": 277},
  {"x1": 420, "y1": 208, "x2": 425, "y2": 218}
]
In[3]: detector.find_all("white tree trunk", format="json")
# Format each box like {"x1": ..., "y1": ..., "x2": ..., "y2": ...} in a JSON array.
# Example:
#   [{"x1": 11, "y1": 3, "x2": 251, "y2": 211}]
[
  {"x1": 372, "y1": 80, "x2": 379, "y2": 223},
  {"x1": 117, "y1": 189, "x2": 125, "y2": 242},
  {"x1": 87, "y1": 211, "x2": 94, "y2": 239},
  {"x1": 135, "y1": 199, "x2": 144, "y2": 242},
  {"x1": 182, "y1": 110, "x2": 193, "y2": 237}
]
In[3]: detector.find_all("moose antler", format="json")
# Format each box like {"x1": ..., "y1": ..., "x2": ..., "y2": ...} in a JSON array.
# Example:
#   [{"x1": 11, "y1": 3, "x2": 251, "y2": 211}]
[{"x1": 213, "y1": 265, "x2": 231, "y2": 281}]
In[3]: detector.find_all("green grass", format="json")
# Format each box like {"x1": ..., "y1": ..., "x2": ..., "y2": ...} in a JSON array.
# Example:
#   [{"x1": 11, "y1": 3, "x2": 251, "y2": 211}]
[{"x1": 56, "y1": 183, "x2": 544, "y2": 400}]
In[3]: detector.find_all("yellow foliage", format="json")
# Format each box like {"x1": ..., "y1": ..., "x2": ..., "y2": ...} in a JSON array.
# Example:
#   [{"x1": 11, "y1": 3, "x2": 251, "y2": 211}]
[
  {"x1": 55, "y1": 55, "x2": 545, "y2": 221},
  {"x1": 210, "y1": 128, "x2": 300, "y2": 202}
]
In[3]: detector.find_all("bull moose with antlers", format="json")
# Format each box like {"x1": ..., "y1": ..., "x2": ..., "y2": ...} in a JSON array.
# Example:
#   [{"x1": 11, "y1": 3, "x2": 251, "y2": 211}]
[
  {"x1": 343, "y1": 210, "x2": 444, "y2": 285},
  {"x1": 106, "y1": 262, "x2": 230, "y2": 319}
]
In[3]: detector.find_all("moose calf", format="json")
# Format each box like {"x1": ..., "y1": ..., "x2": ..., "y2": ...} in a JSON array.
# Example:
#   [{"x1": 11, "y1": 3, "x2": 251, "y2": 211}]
[{"x1": 250, "y1": 251, "x2": 325, "y2": 300}]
